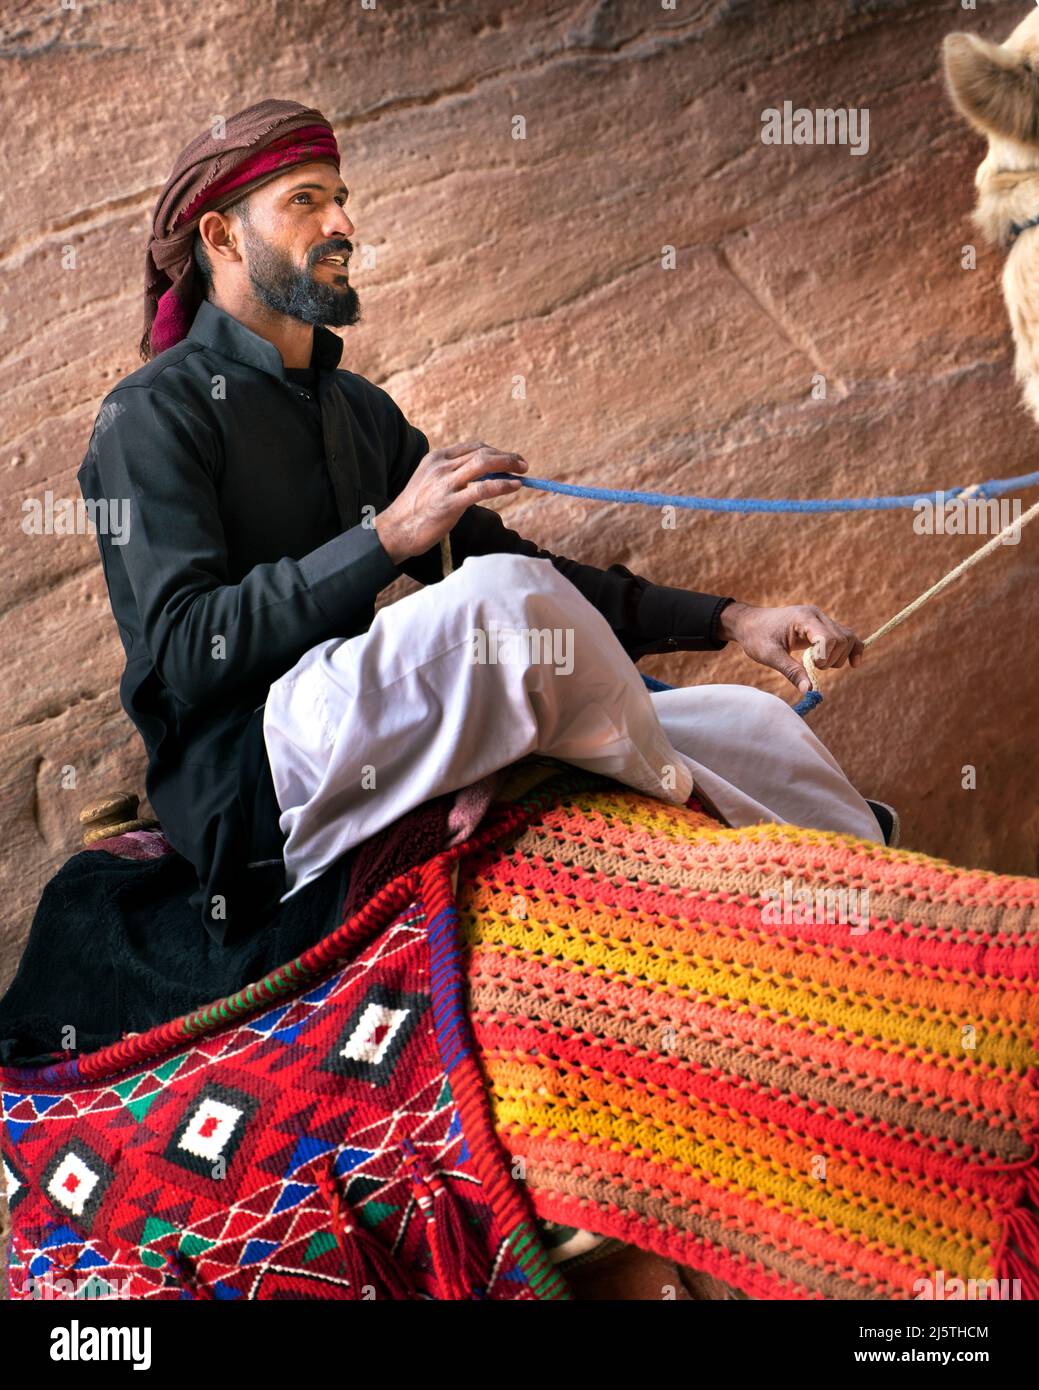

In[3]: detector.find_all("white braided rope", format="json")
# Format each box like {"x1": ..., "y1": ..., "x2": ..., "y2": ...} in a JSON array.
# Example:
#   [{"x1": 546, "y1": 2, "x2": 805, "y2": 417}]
[{"x1": 803, "y1": 493, "x2": 1039, "y2": 693}]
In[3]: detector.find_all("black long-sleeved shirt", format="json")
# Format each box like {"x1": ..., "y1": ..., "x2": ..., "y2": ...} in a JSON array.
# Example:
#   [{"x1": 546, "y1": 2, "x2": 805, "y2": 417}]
[{"x1": 77, "y1": 298, "x2": 732, "y2": 943}]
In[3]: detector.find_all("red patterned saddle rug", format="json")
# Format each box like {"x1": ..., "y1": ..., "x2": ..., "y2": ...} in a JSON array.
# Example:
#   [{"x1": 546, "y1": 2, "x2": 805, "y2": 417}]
[{"x1": 0, "y1": 806, "x2": 572, "y2": 1301}]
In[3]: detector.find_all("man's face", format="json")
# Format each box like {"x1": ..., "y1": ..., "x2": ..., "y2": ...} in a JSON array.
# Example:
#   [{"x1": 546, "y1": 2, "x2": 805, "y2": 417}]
[{"x1": 238, "y1": 162, "x2": 361, "y2": 329}]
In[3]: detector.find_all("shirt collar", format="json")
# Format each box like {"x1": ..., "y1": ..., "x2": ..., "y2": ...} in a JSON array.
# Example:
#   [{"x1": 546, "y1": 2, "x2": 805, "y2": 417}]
[{"x1": 187, "y1": 299, "x2": 344, "y2": 379}]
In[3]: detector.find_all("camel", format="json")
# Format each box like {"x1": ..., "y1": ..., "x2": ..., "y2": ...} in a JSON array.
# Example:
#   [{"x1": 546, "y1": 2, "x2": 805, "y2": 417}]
[{"x1": 944, "y1": 10, "x2": 1039, "y2": 425}]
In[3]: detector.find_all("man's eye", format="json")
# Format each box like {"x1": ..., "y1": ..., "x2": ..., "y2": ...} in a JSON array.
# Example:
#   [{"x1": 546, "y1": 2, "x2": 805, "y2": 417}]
[{"x1": 292, "y1": 193, "x2": 347, "y2": 206}]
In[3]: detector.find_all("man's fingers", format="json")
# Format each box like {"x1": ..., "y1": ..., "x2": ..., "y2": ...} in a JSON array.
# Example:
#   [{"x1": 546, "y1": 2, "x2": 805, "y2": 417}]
[
  {"x1": 437, "y1": 440, "x2": 486, "y2": 460},
  {"x1": 437, "y1": 440, "x2": 527, "y2": 466},
  {"x1": 456, "y1": 476, "x2": 524, "y2": 505},
  {"x1": 769, "y1": 645, "x2": 812, "y2": 694},
  {"x1": 731, "y1": 605, "x2": 866, "y2": 688},
  {"x1": 801, "y1": 620, "x2": 857, "y2": 670},
  {"x1": 795, "y1": 613, "x2": 865, "y2": 673},
  {"x1": 451, "y1": 448, "x2": 528, "y2": 488},
  {"x1": 817, "y1": 638, "x2": 850, "y2": 670}
]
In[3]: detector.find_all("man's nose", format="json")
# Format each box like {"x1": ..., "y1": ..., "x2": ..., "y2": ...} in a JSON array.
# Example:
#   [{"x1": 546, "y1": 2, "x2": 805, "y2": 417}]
[{"x1": 324, "y1": 206, "x2": 355, "y2": 240}]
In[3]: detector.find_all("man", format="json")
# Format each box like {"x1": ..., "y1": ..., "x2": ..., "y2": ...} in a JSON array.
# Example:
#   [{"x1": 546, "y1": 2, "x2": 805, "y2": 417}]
[{"x1": 79, "y1": 99, "x2": 885, "y2": 945}]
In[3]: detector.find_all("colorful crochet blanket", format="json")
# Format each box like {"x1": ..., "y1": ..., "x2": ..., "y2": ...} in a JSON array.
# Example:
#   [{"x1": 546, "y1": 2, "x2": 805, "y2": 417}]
[
  {"x1": 2, "y1": 769, "x2": 1038, "y2": 1300},
  {"x1": 459, "y1": 778, "x2": 1039, "y2": 1301}
]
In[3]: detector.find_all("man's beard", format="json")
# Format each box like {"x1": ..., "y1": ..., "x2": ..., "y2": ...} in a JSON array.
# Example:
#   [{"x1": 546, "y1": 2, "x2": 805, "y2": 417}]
[{"x1": 243, "y1": 225, "x2": 362, "y2": 329}]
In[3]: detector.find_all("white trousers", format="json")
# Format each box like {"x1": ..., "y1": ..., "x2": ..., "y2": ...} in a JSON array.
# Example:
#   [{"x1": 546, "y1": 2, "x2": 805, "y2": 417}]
[{"x1": 263, "y1": 554, "x2": 883, "y2": 902}]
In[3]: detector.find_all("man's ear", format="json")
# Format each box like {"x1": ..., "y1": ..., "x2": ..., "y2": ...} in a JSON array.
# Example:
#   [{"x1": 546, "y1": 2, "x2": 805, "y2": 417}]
[
  {"x1": 943, "y1": 31, "x2": 1039, "y2": 146},
  {"x1": 197, "y1": 208, "x2": 239, "y2": 264}
]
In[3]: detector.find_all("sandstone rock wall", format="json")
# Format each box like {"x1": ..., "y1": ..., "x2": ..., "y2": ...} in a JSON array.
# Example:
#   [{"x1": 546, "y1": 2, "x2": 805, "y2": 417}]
[{"x1": 1, "y1": 0, "x2": 1036, "y2": 1014}]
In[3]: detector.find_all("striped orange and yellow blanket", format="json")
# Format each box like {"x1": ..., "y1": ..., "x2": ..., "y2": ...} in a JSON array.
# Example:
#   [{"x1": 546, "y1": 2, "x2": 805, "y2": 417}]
[{"x1": 459, "y1": 775, "x2": 1039, "y2": 1300}]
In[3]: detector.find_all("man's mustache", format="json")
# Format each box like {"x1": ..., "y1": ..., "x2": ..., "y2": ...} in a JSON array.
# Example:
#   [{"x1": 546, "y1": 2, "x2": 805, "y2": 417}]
[{"x1": 313, "y1": 241, "x2": 352, "y2": 265}]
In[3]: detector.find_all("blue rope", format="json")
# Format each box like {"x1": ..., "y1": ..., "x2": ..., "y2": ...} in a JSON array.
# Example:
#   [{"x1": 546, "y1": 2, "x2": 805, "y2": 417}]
[
  {"x1": 483, "y1": 469, "x2": 1039, "y2": 513},
  {"x1": 791, "y1": 689, "x2": 825, "y2": 717},
  {"x1": 640, "y1": 671, "x2": 822, "y2": 718},
  {"x1": 554, "y1": 469, "x2": 1039, "y2": 719}
]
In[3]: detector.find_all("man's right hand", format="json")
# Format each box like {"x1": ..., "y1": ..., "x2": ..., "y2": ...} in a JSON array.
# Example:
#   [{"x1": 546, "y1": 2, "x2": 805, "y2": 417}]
[{"x1": 372, "y1": 441, "x2": 528, "y2": 565}]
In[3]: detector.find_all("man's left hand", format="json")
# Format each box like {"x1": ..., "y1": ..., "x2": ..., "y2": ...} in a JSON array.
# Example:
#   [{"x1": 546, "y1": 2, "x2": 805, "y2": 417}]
[{"x1": 717, "y1": 602, "x2": 865, "y2": 695}]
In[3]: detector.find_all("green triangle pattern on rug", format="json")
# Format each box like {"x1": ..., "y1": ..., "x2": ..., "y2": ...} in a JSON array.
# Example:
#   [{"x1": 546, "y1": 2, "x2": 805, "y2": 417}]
[
  {"x1": 358, "y1": 1201, "x2": 399, "y2": 1230},
  {"x1": 140, "y1": 1216, "x2": 180, "y2": 1268},
  {"x1": 114, "y1": 1055, "x2": 187, "y2": 1123},
  {"x1": 74, "y1": 1275, "x2": 114, "y2": 1299},
  {"x1": 179, "y1": 1232, "x2": 216, "y2": 1258},
  {"x1": 303, "y1": 1231, "x2": 338, "y2": 1264}
]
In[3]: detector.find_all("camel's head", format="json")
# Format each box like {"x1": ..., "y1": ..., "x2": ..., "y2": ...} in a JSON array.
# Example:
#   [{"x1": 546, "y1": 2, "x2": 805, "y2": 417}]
[{"x1": 943, "y1": 12, "x2": 1039, "y2": 247}]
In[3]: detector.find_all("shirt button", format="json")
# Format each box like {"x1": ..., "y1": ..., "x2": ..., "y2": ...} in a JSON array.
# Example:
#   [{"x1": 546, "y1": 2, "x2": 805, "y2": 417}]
[{"x1": 664, "y1": 636, "x2": 678, "y2": 650}]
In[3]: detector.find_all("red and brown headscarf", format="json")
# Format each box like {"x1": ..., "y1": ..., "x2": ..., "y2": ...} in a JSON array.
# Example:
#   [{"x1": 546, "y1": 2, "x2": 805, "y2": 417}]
[{"x1": 141, "y1": 99, "x2": 341, "y2": 361}]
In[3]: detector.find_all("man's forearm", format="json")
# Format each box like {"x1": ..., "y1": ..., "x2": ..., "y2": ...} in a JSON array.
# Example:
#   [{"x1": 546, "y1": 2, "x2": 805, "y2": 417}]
[
  {"x1": 434, "y1": 503, "x2": 735, "y2": 657},
  {"x1": 716, "y1": 600, "x2": 748, "y2": 643},
  {"x1": 372, "y1": 509, "x2": 411, "y2": 567},
  {"x1": 381, "y1": 410, "x2": 734, "y2": 657}
]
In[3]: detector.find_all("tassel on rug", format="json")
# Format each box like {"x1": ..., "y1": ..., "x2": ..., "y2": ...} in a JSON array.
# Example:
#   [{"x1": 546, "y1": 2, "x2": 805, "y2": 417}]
[
  {"x1": 400, "y1": 1137, "x2": 490, "y2": 1299},
  {"x1": 316, "y1": 1163, "x2": 418, "y2": 1300}
]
